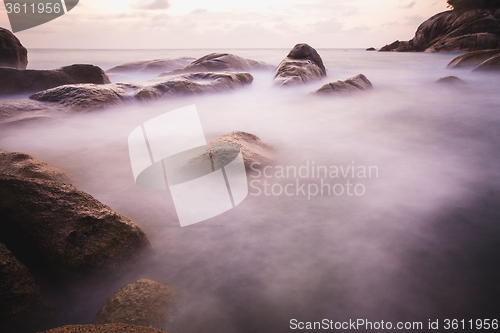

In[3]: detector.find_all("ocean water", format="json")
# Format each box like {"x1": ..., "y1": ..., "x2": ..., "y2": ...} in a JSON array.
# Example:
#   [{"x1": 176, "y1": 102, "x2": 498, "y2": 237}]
[{"x1": 1, "y1": 49, "x2": 500, "y2": 332}]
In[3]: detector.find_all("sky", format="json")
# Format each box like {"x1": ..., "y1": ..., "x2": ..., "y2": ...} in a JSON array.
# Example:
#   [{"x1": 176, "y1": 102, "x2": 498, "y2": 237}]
[{"x1": 0, "y1": 0, "x2": 449, "y2": 49}]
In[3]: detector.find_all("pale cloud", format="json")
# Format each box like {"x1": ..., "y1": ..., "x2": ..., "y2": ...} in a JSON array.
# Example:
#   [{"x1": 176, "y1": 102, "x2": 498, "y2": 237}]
[{"x1": 134, "y1": 0, "x2": 170, "y2": 10}]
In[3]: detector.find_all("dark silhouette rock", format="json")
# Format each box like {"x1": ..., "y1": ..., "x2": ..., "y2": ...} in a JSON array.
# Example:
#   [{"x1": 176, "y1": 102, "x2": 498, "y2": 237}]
[
  {"x1": 366, "y1": 47, "x2": 377, "y2": 51},
  {"x1": 426, "y1": 32, "x2": 500, "y2": 52},
  {"x1": 0, "y1": 27, "x2": 28, "y2": 69},
  {"x1": 274, "y1": 43, "x2": 326, "y2": 86},
  {"x1": 107, "y1": 57, "x2": 196, "y2": 75},
  {"x1": 0, "y1": 64, "x2": 111, "y2": 95},
  {"x1": 472, "y1": 53, "x2": 500, "y2": 71},
  {"x1": 93, "y1": 279, "x2": 175, "y2": 329},
  {"x1": 0, "y1": 243, "x2": 59, "y2": 333},
  {"x1": 379, "y1": 40, "x2": 415, "y2": 52},
  {"x1": 434, "y1": 76, "x2": 468, "y2": 86},
  {"x1": 447, "y1": 49, "x2": 500, "y2": 68},
  {"x1": 314, "y1": 74, "x2": 373, "y2": 95},
  {"x1": 41, "y1": 324, "x2": 169, "y2": 333}
]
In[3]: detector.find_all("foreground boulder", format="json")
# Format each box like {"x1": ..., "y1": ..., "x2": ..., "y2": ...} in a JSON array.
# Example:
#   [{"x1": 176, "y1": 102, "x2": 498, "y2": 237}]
[
  {"x1": 0, "y1": 243, "x2": 59, "y2": 333},
  {"x1": 447, "y1": 49, "x2": 500, "y2": 68},
  {"x1": 41, "y1": 324, "x2": 169, "y2": 333},
  {"x1": 274, "y1": 43, "x2": 327, "y2": 86},
  {"x1": 0, "y1": 174, "x2": 151, "y2": 286},
  {"x1": 107, "y1": 57, "x2": 195, "y2": 75},
  {"x1": 159, "y1": 53, "x2": 274, "y2": 76},
  {"x1": 0, "y1": 27, "x2": 28, "y2": 69},
  {"x1": 314, "y1": 74, "x2": 373, "y2": 95},
  {"x1": 0, "y1": 64, "x2": 111, "y2": 95},
  {"x1": 0, "y1": 99, "x2": 63, "y2": 126},
  {"x1": 0, "y1": 149, "x2": 72, "y2": 181},
  {"x1": 93, "y1": 279, "x2": 175, "y2": 329},
  {"x1": 472, "y1": 53, "x2": 500, "y2": 71}
]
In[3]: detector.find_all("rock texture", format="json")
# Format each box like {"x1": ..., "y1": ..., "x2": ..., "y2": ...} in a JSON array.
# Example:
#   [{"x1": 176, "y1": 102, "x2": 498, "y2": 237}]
[
  {"x1": 0, "y1": 243, "x2": 58, "y2": 333},
  {"x1": 0, "y1": 99, "x2": 62, "y2": 126},
  {"x1": 0, "y1": 174, "x2": 151, "y2": 286},
  {"x1": 93, "y1": 279, "x2": 175, "y2": 329},
  {"x1": 274, "y1": 44, "x2": 327, "y2": 86},
  {"x1": 379, "y1": 9, "x2": 500, "y2": 52},
  {"x1": 41, "y1": 324, "x2": 169, "y2": 333},
  {"x1": 314, "y1": 74, "x2": 373, "y2": 95},
  {"x1": 0, "y1": 64, "x2": 111, "y2": 95},
  {"x1": 447, "y1": 49, "x2": 500, "y2": 68},
  {"x1": 472, "y1": 52, "x2": 500, "y2": 71},
  {"x1": 0, "y1": 27, "x2": 28, "y2": 69},
  {"x1": 107, "y1": 57, "x2": 196, "y2": 75},
  {"x1": 0, "y1": 149, "x2": 72, "y2": 181},
  {"x1": 159, "y1": 53, "x2": 274, "y2": 76}
]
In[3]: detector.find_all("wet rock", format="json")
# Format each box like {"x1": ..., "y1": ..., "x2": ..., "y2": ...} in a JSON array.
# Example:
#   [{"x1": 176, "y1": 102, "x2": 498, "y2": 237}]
[
  {"x1": 0, "y1": 174, "x2": 151, "y2": 287},
  {"x1": 447, "y1": 49, "x2": 500, "y2": 68},
  {"x1": 0, "y1": 243, "x2": 59, "y2": 333},
  {"x1": 135, "y1": 72, "x2": 253, "y2": 101},
  {"x1": 274, "y1": 43, "x2": 327, "y2": 86},
  {"x1": 472, "y1": 53, "x2": 500, "y2": 71},
  {"x1": 159, "y1": 53, "x2": 274, "y2": 76},
  {"x1": 41, "y1": 324, "x2": 169, "y2": 333},
  {"x1": 93, "y1": 279, "x2": 175, "y2": 329},
  {"x1": 434, "y1": 76, "x2": 468, "y2": 86},
  {"x1": 0, "y1": 99, "x2": 61, "y2": 126},
  {"x1": 314, "y1": 74, "x2": 373, "y2": 95},
  {"x1": 0, "y1": 149, "x2": 72, "y2": 182},
  {"x1": 107, "y1": 57, "x2": 196, "y2": 75},
  {"x1": 0, "y1": 27, "x2": 28, "y2": 69},
  {"x1": 0, "y1": 64, "x2": 111, "y2": 95}
]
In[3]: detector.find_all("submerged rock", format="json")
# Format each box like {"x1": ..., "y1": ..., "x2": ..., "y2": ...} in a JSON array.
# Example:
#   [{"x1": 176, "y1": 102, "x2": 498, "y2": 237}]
[
  {"x1": 314, "y1": 74, "x2": 373, "y2": 95},
  {"x1": 447, "y1": 49, "x2": 500, "y2": 68},
  {"x1": 0, "y1": 243, "x2": 59, "y2": 333},
  {"x1": 472, "y1": 53, "x2": 500, "y2": 71},
  {"x1": 107, "y1": 57, "x2": 196, "y2": 75},
  {"x1": 0, "y1": 99, "x2": 62, "y2": 126},
  {"x1": 274, "y1": 43, "x2": 327, "y2": 86},
  {"x1": 434, "y1": 76, "x2": 468, "y2": 88},
  {"x1": 0, "y1": 64, "x2": 111, "y2": 95},
  {"x1": 41, "y1": 324, "x2": 169, "y2": 333},
  {"x1": 0, "y1": 27, "x2": 28, "y2": 69},
  {"x1": 93, "y1": 279, "x2": 175, "y2": 329}
]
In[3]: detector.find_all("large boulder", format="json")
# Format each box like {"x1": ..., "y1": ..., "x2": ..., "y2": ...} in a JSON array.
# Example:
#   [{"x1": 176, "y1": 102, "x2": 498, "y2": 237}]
[
  {"x1": 41, "y1": 324, "x2": 169, "y2": 333},
  {"x1": 447, "y1": 49, "x2": 500, "y2": 68},
  {"x1": 0, "y1": 64, "x2": 111, "y2": 95},
  {"x1": 425, "y1": 32, "x2": 500, "y2": 52},
  {"x1": 135, "y1": 72, "x2": 253, "y2": 101},
  {"x1": 0, "y1": 174, "x2": 151, "y2": 286},
  {"x1": 0, "y1": 27, "x2": 28, "y2": 69},
  {"x1": 313, "y1": 74, "x2": 373, "y2": 95},
  {"x1": 106, "y1": 57, "x2": 196, "y2": 75},
  {"x1": 93, "y1": 279, "x2": 175, "y2": 329},
  {"x1": 0, "y1": 243, "x2": 59, "y2": 333},
  {"x1": 0, "y1": 149, "x2": 72, "y2": 181},
  {"x1": 159, "y1": 53, "x2": 274, "y2": 76},
  {"x1": 274, "y1": 43, "x2": 327, "y2": 86},
  {"x1": 472, "y1": 53, "x2": 500, "y2": 71}
]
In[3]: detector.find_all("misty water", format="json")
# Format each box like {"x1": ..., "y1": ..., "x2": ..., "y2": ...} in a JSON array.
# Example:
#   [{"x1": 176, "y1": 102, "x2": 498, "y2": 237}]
[{"x1": 1, "y1": 49, "x2": 500, "y2": 332}]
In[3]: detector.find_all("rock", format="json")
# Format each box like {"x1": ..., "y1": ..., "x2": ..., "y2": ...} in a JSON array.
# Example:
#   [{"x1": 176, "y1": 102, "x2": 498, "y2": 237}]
[
  {"x1": 41, "y1": 324, "x2": 169, "y2": 333},
  {"x1": 0, "y1": 64, "x2": 111, "y2": 95},
  {"x1": 314, "y1": 74, "x2": 373, "y2": 95},
  {"x1": 434, "y1": 76, "x2": 468, "y2": 86},
  {"x1": 93, "y1": 279, "x2": 175, "y2": 329},
  {"x1": 0, "y1": 99, "x2": 62, "y2": 126},
  {"x1": 366, "y1": 47, "x2": 376, "y2": 51},
  {"x1": 447, "y1": 49, "x2": 500, "y2": 68},
  {"x1": 106, "y1": 57, "x2": 196, "y2": 74},
  {"x1": 274, "y1": 43, "x2": 327, "y2": 86},
  {"x1": 0, "y1": 174, "x2": 151, "y2": 286},
  {"x1": 379, "y1": 40, "x2": 415, "y2": 52},
  {"x1": 0, "y1": 149, "x2": 72, "y2": 182},
  {"x1": 472, "y1": 53, "x2": 500, "y2": 71},
  {"x1": 135, "y1": 72, "x2": 253, "y2": 101},
  {"x1": 425, "y1": 32, "x2": 500, "y2": 52},
  {"x1": 210, "y1": 131, "x2": 274, "y2": 169},
  {"x1": 0, "y1": 27, "x2": 28, "y2": 69},
  {"x1": 0, "y1": 243, "x2": 59, "y2": 333},
  {"x1": 159, "y1": 53, "x2": 274, "y2": 76}
]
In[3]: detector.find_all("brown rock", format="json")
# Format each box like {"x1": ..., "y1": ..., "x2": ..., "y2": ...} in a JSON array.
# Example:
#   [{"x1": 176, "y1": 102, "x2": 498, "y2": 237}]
[
  {"x1": 0, "y1": 27, "x2": 28, "y2": 69},
  {"x1": 93, "y1": 279, "x2": 175, "y2": 329},
  {"x1": 40, "y1": 324, "x2": 169, "y2": 333},
  {"x1": 472, "y1": 53, "x2": 500, "y2": 71},
  {"x1": 379, "y1": 40, "x2": 415, "y2": 52},
  {"x1": 447, "y1": 49, "x2": 500, "y2": 68},
  {"x1": 0, "y1": 243, "x2": 59, "y2": 333},
  {"x1": 0, "y1": 99, "x2": 61, "y2": 126},
  {"x1": 314, "y1": 74, "x2": 373, "y2": 95},
  {"x1": 434, "y1": 76, "x2": 468, "y2": 86},
  {"x1": 106, "y1": 57, "x2": 196, "y2": 75},
  {"x1": 425, "y1": 32, "x2": 500, "y2": 52},
  {"x1": 274, "y1": 43, "x2": 327, "y2": 86}
]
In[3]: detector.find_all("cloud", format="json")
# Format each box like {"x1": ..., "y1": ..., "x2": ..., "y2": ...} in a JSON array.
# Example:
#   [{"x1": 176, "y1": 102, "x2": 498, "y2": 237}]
[
  {"x1": 134, "y1": 0, "x2": 170, "y2": 10},
  {"x1": 402, "y1": 1, "x2": 416, "y2": 8}
]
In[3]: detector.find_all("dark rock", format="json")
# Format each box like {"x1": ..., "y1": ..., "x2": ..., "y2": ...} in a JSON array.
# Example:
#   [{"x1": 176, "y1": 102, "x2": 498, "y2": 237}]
[
  {"x1": 434, "y1": 76, "x2": 468, "y2": 86},
  {"x1": 106, "y1": 57, "x2": 196, "y2": 74},
  {"x1": 0, "y1": 149, "x2": 72, "y2": 182},
  {"x1": 472, "y1": 52, "x2": 500, "y2": 71},
  {"x1": 0, "y1": 243, "x2": 59, "y2": 333},
  {"x1": 447, "y1": 49, "x2": 500, "y2": 68},
  {"x1": 0, "y1": 27, "x2": 28, "y2": 69},
  {"x1": 0, "y1": 64, "x2": 111, "y2": 95},
  {"x1": 135, "y1": 72, "x2": 253, "y2": 100},
  {"x1": 379, "y1": 40, "x2": 415, "y2": 52},
  {"x1": 0, "y1": 174, "x2": 151, "y2": 287},
  {"x1": 314, "y1": 74, "x2": 373, "y2": 95},
  {"x1": 93, "y1": 279, "x2": 175, "y2": 329},
  {"x1": 0, "y1": 99, "x2": 62, "y2": 126},
  {"x1": 159, "y1": 53, "x2": 274, "y2": 76},
  {"x1": 366, "y1": 47, "x2": 377, "y2": 51},
  {"x1": 274, "y1": 43, "x2": 326, "y2": 86},
  {"x1": 426, "y1": 32, "x2": 500, "y2": 52},
  {"x1": 41, "y1": 324, "x2": 169, "y2": 333}
]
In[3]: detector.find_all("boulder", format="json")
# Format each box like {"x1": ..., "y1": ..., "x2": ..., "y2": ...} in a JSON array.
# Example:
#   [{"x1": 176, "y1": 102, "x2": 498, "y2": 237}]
[
  {"x1": 159, "y1": 53, "x2": 274, "y2": 76},
  {"x1": 379, "y1": 40, "x2": 415, "y2": 52},
  {"x1": 0, "y1": 64, "x2": 111, "y2": 95},
  {"x1": 41, "y1": 324, "x2": 169, "y2": 333},
  {"x1": 314, "y1": 74, "x2": 373, "y2": 95},
  {"x1": 93, "y1": 279, "x2": 175, "y2": 329},
  {"x1": 0, "y1": 174, "x2": 151, "y2": 286},
  {"x1": 0, "y1": 27, "x2": 28, "y2": 69},
  {"x1": 106, "y1": 57, "x2": 196, "y2": 74},
  {"x1": 135, "y1": 72, "x2": 253, "y2": 101},
  {"x1": 447, "y1": 49, "x2": 500, "y2": 68},
  {"x1": 0, "y1": 243, "x2": 59, "y2": 333},
  {"x1": 434, "y1": 76, "x2": 468, "y2": 86},
  {"x1": 274, "y1": 43, "x2": 327, "y2": 86},
  {"x1": 0, "y1": 99, "x2": 62, "y2": 126},
  {"x1": 0, "y1": 149, "x2": 72, "y2": 182},
  {"x1": 425, "y1": 32, "x2": 500, "y2": 52},
  {"x1": 472, "y1": 53, "x2": 500, "y2": 71}
]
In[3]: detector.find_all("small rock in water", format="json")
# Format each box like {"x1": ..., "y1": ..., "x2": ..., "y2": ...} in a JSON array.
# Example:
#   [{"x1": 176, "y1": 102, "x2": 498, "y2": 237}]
[
  {"x1": 313, "y1": 74, "x2": 373, "y2": 95},
  {"x1": 106, "y1": 57, "x2": 196, "y2": 75},
  {"x1": 274, "y1": 43, "x2": 327, "y2": 86},
  {"x1": 472, "y1": 53, "x2": 500, "y2": 72},
  {"x1": 434, "y1": 76, "x2": 467, "y2": 86},
  {"x1": 447, "y1": 49, "x2": 500, "y2": 69}
]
